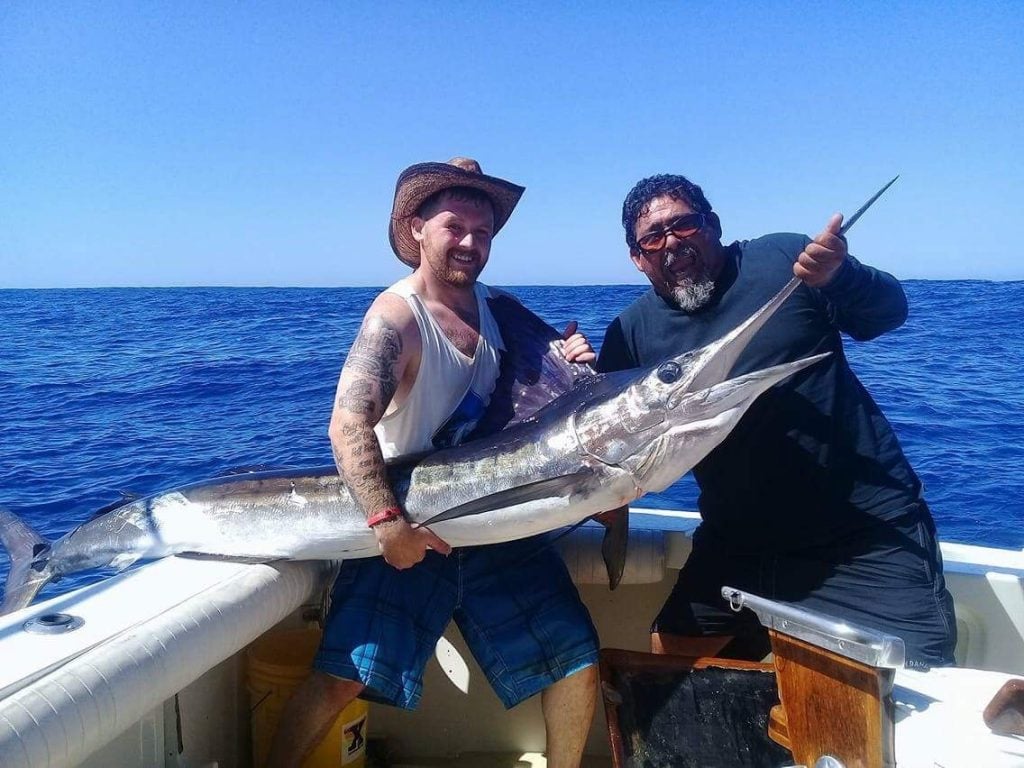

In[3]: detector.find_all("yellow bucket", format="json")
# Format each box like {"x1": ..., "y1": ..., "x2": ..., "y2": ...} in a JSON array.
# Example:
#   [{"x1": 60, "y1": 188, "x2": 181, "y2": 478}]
[{"x1": 247, "y1": 627, "x2": 369, "y2": 768}]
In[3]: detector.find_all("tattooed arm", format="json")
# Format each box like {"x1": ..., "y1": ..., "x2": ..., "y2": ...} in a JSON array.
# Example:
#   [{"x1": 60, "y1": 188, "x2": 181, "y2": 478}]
[{"x1": 328, "y1": 294, "x2": 451, "y2": 569}]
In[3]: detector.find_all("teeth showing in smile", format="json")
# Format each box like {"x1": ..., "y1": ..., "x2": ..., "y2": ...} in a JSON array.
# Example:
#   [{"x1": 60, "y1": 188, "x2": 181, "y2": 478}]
[{"x1": 451, "y1": 253, "x2": 475, "y2": 264}]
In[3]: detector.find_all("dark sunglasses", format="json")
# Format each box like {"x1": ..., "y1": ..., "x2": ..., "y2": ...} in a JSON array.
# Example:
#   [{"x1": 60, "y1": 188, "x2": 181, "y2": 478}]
[{"x1": 635, "y1": 213, "x2": 708, "y2": 254}]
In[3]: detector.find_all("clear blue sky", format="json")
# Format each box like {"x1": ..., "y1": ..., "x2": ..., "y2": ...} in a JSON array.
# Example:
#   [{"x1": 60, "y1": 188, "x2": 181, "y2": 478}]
[{"x1": 2, "y1": 2, "x2": 1021, "y2": 288}]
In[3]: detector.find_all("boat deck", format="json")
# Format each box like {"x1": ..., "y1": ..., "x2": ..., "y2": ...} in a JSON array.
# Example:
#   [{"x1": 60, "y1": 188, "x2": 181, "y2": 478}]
[{"x1": 1, "y1": 509, "x2": 1022, "y2": 767}]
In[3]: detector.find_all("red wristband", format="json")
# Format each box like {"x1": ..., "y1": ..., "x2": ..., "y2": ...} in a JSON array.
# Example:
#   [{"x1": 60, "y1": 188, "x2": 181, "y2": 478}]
[{"x1": 367, "y1": 506, "x2": 404, "y2": 528}]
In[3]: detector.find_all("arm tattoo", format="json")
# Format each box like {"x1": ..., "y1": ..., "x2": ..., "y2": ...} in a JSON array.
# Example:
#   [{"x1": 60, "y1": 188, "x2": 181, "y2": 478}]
[
  {"x1": 332, "y1": 420, "x2": 396, "y2": 514},
  {"x1": 344, "y1": 316, "x2": 403, "y2": 405},
  {"x1": 336, "y1": 379, "x2": 374, "y2": 415},
  {"x1": 330, "y1": 317, "x2": 406, "y2": 515}
]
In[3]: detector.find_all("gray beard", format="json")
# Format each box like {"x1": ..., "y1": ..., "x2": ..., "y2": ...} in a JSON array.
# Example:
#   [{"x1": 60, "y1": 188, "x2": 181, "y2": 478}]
[
  {"x1": 663, "y1": 245, "x2": 715, "y2": 311},
  {"x1": 670, "y1": 277, "x2": 716, "y2": 311}
]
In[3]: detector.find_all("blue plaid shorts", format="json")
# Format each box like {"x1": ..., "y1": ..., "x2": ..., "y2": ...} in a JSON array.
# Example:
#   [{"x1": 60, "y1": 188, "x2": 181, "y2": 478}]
[{"x1": 314, "y1": 536, "x2": 599, "y2": 710}]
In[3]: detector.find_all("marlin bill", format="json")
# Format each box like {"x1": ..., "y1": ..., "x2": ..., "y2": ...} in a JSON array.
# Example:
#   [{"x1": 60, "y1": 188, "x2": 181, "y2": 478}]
[{"x1": 1, "y1": 278, "x2": 826, "y2": 615}]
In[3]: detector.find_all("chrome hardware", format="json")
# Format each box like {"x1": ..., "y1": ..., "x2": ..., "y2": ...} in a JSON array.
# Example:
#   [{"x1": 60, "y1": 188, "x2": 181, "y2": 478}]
[
  {"x1": 722, "y1": 586, "x2": 905, "y2": 668},
  {"x1": 24, "y1": 612, "x2": 84, "y2": 635}
]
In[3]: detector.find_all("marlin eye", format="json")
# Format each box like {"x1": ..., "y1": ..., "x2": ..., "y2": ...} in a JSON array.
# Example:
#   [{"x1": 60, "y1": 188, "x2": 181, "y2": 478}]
[{"x1": 657, "y1": 362, "x2": 682, "y2": 383}]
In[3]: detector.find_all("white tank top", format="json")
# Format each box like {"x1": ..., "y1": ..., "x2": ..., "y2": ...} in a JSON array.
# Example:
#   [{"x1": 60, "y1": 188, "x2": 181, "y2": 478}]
[{"x1": 374, "y1": 278, "x2": 504, "y2": 458}]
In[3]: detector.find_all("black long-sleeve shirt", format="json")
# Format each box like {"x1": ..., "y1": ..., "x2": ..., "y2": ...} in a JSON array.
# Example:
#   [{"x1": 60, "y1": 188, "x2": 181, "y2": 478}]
[{"x1": 598, "y1": 233, "x2": 925, "y2": 551}]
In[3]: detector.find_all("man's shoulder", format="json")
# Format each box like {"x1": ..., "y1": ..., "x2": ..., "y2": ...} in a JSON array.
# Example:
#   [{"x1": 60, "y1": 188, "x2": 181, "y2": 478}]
[
  {"x1": 370, "y1": 287, "x2": 413, "y2": 313},
  {"x1": 363, "y1": 289, "x2": 418, "y2": 338},
  {"x1": 738, "y1": 232, "x2": 812, "y2": 260},
  {"x1": 732, "y1": 233, "x2": 813, "y2": 286}
]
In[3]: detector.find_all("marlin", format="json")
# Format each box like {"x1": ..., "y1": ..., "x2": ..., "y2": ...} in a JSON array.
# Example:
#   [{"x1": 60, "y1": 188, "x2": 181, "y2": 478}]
[{"x1": 0, "y1": 277, "x2": 825, "y2": 615}]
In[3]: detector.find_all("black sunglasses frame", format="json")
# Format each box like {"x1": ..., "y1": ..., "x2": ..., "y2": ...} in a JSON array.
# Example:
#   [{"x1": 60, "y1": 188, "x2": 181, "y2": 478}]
[{"x1": 635, "y1": 213, "x2": 708, "y2": 254}]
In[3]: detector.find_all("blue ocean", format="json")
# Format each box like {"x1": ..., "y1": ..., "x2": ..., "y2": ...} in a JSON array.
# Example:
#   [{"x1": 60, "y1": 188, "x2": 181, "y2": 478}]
[{"x1": 2, "y1": 283, "x2": 1022, "y2": 604}]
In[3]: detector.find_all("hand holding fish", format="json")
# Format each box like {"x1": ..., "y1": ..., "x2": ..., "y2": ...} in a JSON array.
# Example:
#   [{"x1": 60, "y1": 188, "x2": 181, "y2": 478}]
[
  {"x1": 794, "y1": 213, "x2": 848, "y2": 288},
  {"x1": 375, "y1": 518, "x2": 452, "y2": 569},
  {"x1": 560, "y1": 321, "x2": 596, "y2": 364}
]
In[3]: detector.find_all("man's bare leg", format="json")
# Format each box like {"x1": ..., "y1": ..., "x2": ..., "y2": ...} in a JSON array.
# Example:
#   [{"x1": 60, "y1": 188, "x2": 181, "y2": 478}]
[
  {"x1": 542, "y1": 664, "x2": 598, "y2": 768},
  {"x1": 650, "y1": 632, "x2": 733, "y2": 657},
  {"x1": 266, "y1": 671, "x2": 365, "y2": 768}
]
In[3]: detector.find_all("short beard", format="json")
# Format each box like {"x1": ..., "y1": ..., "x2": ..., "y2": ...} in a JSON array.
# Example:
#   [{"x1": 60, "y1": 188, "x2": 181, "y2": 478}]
[
  {"x1": 670, "y1": 277, "x2": 715, "y2": 311},
  {"x1": 428, "y1": 249, "x2": 481, "y2": 287},
  {"x1": 439, "y1": 266, "x2": 475, "y2": 287}
]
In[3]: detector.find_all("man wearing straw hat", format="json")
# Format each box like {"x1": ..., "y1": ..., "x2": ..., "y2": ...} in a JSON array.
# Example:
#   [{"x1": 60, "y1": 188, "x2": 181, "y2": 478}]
[{"x1": 268, "y1": 158, "x2": 599, "y2": 767}]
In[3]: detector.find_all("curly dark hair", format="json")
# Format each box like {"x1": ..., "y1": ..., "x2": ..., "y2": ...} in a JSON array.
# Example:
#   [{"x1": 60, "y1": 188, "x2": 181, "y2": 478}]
[{"x1": 621, "y1": 174, "x2": 714, "y2": 249}]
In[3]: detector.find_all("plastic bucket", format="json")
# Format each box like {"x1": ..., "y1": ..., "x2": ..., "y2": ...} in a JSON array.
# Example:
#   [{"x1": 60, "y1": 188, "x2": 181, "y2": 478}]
[{"x1": 248, "y1": 627, "x2": 369, "y2": 767}]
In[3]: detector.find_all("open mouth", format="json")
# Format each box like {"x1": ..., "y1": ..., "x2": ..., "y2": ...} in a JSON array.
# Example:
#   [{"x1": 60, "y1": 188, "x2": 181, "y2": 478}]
[
  {"x1": 449, "y1": 251, "x2": 477, "y2": 267},
  {"x1": 664, "y1": 247, "x2": 701, "y2": 280}
]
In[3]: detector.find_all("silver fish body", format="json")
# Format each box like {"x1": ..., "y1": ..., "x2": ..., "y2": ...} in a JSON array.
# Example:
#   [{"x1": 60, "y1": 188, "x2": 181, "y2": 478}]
[{"x1": 1, "y1": 278, "x2": 826, "y2": 614}]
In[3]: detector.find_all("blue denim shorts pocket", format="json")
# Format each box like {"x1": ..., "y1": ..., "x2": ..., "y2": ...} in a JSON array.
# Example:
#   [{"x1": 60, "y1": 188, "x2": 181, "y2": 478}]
[{"x1": 315, "y1": 554, "x2": 460, "y2": 710}]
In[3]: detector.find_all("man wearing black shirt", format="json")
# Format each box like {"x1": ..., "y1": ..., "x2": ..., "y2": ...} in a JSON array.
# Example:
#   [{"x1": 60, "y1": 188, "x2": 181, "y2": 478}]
[{"x1": 598, "y1": 174, "x2": 956, "y2": 667}]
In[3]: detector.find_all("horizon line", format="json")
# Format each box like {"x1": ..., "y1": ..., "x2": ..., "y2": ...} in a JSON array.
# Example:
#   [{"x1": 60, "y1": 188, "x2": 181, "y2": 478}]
[{"x1": 2, "y1": 276, "x2": 1023, "y2": 291}]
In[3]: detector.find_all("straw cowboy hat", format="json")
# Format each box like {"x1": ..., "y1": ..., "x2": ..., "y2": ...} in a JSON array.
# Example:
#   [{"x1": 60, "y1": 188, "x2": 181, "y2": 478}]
[{"x1": 388, "y1": 157, "x2": 525, "y2": 268}]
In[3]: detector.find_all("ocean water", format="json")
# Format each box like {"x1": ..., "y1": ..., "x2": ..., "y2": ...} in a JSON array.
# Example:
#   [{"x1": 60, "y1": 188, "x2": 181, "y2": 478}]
[{"x1": 1, "y1": 282, "x2": 1022, "y2": 604}]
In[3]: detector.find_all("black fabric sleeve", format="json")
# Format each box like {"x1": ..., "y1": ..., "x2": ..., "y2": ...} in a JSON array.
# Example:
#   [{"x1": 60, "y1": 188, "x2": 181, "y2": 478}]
[
  {"x1": 597, "y1": 317, "x2": 637, "y2": 373},
  {"x1": 817, "y1": 255, "x2": 908, "y2": 341}
]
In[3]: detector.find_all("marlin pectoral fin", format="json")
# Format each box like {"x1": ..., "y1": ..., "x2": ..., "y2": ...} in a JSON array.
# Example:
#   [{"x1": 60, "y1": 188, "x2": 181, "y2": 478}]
[
  {"x1": 594, "y1": 505, "x2": 629, "y2": 591},
  {"x1": 420, "y1": 471, "x2": 593, "y2": 527}
]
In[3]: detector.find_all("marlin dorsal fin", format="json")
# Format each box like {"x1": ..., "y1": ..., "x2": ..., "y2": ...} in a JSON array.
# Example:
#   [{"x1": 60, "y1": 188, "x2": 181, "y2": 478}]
[{"x1": 470, "y1": 294, "x2": 595, "y2": 438}]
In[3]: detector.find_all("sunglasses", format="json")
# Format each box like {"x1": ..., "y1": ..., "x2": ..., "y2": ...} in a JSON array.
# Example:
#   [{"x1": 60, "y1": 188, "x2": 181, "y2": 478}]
[{"x1": 635, "y1": 213, "x2": 708, "y2": 254}]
